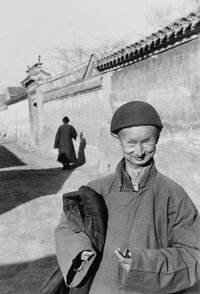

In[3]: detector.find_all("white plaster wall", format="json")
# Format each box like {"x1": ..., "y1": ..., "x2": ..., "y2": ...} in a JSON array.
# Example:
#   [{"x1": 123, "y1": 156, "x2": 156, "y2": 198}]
[
  {"x1": 0, "y1": 104, "x2": 17, "y2": 140},
  {"x1": 0, "y1": 108, "x2": 8, "y2": 137},
  {"x1": 16, "y1": 99, "x2": 30, "y2": 144},
  {"x1": 42, "y1": 89, "x2": 104, "y2": 165},
  {"x1": 0, "y1": 99, "x2": 29, "y2": 144}
]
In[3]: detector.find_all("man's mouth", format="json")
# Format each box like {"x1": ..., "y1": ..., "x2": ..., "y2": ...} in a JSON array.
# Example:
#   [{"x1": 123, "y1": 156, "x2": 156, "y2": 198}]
[
  {"x1": 134, "y1": 157, "x2": 144, "y2": 161},
  {"x1": 133, "y1": 154, "x2": 146, "y2": 160}
]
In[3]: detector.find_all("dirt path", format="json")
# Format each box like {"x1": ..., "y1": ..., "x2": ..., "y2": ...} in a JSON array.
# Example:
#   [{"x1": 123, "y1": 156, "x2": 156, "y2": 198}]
[{"x1": 0, "y1": 139, "x2": 101, "y2": 294}]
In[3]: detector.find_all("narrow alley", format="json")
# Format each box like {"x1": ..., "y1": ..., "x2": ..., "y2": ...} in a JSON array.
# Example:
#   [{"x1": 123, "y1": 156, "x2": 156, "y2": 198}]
[{"x1": 0, "y1": 139, "x2": 101, "y2": 294}]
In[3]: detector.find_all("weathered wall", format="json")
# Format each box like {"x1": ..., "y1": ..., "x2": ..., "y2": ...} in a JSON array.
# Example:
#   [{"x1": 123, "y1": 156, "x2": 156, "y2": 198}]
[
  {"x1": 99, "y1": 37, "x2": 200, "y2": 204},
  {"x1": 109, "y1": 37, "x2": 200, "y2": 143},
  {"x1": 0, "y1": 108, "x2": 8, "y2": 137},
  {"x1": 0, "y1": 99, "x2": 29, "y2": 144},
  {"x1": 41, "y1": 87, "x2": 105, "y2": 165}
]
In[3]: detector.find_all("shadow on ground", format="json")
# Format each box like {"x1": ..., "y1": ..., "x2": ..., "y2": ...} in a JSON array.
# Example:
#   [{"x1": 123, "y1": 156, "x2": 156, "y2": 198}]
[
  {"x1": 0, "y1": 255, "x2": 69, "y2": 294},
  {"x1": 0, "y1": 145, "x2": 26, "y2": 168},
  {"x1": 0, "y1": 137, "x2": 88, "y2": 293},
  {"x1": 0, "y1": 167, "x2": 74, "y2": 215},
  {"x1": 0, "y1": 135, "x2": 87, "y2": 215},
  {"x1": 1, "y1": 255, "x2": 200, "y2": 294}
]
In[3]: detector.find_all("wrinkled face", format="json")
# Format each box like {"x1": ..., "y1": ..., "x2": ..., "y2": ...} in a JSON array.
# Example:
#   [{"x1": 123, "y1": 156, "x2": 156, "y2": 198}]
[{"x1": 118, "y1": 125, "x2": 159, "y2": 167}]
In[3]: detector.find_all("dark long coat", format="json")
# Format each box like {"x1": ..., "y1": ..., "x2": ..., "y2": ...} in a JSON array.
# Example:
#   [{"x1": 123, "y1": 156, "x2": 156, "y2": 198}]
[{"x1": 54, "y1": 123, "x2": 77, "y2": 164}]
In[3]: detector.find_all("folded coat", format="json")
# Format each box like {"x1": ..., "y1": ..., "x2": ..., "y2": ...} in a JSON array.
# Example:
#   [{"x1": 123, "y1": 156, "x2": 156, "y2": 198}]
[{"x1": 41, "y1": 186, "x2": 108, "y2": 294}]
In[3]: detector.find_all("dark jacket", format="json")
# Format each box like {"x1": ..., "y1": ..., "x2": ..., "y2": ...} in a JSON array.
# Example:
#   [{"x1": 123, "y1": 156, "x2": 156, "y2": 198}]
[
  {"x1": 55, "y1": 159, "x2": 200, "y2": 294},
  {"x1": 54, "y1": 124, "x2": 77, "y2": 163},
  {"x1": 47, "y1": 186, "x2": 108, "y2": 294}
]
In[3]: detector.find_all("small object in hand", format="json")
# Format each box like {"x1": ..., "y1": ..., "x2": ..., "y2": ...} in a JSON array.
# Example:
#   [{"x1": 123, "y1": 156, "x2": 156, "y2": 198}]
[
  {"x1": 115, "y1": 248, "x2": 131, "y2": 260},
  {"x1": 124, "y1": 249, "x2": 131, "y2": 258},
  {"x1": 114, "y1": 248, "x2": 132, "y2": 272}
]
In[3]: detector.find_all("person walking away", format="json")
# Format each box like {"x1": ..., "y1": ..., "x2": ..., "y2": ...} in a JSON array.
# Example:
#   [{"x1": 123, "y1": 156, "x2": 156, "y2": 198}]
[{"x1": 54, "y1": 116, "x2": 77, "y2": 170}]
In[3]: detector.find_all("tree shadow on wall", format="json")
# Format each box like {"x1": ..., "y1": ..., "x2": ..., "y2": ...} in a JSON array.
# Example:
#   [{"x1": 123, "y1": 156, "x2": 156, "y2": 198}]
[{"x1": 0, "y1": 145, "x2": 26, "y2": 168}]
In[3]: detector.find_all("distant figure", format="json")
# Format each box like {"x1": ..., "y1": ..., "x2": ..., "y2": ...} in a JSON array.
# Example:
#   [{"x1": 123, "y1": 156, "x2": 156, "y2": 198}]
[{"x1": 54, "y1": 116, "x2": 77, "y2": 170}]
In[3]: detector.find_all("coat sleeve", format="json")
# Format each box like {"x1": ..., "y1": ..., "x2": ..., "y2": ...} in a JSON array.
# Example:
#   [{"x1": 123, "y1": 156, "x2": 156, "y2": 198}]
[
  {"x1": 71, "y1": 126, "x2": 77, "y2": 140},
  {"x1": 55, "y1": 212, "x2": 96, "y2": 288},
  {"x1": 120, "y1": 191, "x2": 200, "y2": 293},
  {"x1": 54, "y1": 127, "x2": 60, "y2": 149}
]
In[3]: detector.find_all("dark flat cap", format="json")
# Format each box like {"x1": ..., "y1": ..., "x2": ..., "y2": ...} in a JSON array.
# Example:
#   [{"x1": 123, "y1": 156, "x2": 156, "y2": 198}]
[{"x1": 110, "y1": 101, "x2": 163, "y2": 134}]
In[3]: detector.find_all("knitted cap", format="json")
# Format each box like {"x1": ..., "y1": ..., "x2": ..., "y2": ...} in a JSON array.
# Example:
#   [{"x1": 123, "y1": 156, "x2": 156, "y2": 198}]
[{"x1": 110, "y1": 101, "x2": 163, "y2": 134}]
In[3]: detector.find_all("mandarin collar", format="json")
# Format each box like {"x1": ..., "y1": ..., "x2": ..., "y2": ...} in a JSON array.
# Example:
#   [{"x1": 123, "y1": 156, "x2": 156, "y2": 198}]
[{"x1": 115, "y1": 158, "x2": 157, "y2": 192}]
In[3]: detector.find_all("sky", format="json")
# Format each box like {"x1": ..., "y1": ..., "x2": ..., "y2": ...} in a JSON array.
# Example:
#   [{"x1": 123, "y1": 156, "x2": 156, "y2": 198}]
[{"x1": 0, "y1": 0, "x2": 198, "y2": 89}]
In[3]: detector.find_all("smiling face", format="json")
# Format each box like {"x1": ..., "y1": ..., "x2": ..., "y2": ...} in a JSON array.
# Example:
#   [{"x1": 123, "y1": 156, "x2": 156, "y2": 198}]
[{"x1": 118, "y1": 125, "x2": 159, "y2": 167}]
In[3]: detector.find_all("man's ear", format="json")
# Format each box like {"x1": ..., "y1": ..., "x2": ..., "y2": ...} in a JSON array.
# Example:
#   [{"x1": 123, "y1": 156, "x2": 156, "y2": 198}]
[{"x1": 156, "y1": 129, "x2": 161, "y2": 143}]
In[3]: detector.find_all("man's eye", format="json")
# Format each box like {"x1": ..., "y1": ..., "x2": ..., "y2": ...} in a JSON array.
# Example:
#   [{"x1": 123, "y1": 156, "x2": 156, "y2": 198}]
[{"x1": 143, "y1": 139, "x2": 155, "y2": 144}]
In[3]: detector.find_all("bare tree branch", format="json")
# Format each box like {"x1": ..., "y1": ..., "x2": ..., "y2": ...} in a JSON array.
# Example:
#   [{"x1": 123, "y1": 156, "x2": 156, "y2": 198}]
[
  {"x1": 43, "y1": 37, "x2": 129, "y2": 75},
  {"x1": 146, "y1": 1, "x2": 200, "y2": 31}
]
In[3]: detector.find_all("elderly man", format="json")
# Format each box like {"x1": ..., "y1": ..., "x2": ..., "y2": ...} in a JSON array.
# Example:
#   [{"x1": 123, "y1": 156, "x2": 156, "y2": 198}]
[{"x1": 55, "y1": 101, "x2": 200, "y2": 294}]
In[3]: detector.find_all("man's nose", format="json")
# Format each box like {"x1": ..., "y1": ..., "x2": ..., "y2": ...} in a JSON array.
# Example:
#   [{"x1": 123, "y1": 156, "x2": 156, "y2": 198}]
[{"x1": 134, "y1": 143, "x2": 144, "y2": 157}]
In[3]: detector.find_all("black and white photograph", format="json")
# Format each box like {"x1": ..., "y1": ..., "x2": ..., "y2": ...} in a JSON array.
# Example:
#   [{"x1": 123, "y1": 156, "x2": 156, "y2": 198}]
[{"x1": 0, "y1": 0, "x2": 200, "y2": 293}]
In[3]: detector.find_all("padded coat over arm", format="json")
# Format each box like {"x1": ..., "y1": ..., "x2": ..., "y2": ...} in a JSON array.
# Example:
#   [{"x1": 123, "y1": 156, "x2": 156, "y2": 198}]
[
  {"x1": 55, "y1": 212, "x2": 96, "y2": 288},
  {"x1": 55, "y1": 186, "x2": 108, "y2": 290}
]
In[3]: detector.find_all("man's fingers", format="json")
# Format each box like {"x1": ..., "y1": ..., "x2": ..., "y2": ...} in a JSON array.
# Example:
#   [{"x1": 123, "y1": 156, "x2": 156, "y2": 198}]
[
  {"x1": 123, "y1": 249, "x2": 131, "y2": 258},
  {"x1": 81, "y1": 250, "x2": 95, "y2": 261},
  {"x1": 122, "y1": 263, "x2": 130, "y2": 271},
  {"x1": 114, "y1": 249, "x2": 124, "y2": 262}
]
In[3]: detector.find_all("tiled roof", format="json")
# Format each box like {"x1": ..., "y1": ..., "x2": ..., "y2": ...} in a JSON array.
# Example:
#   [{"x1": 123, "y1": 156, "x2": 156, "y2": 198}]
[
  {"x1": 6, "y1": 87, "x2": 27, "y2": 104},
  {"x1": 41, "y1": 56, "x2": 100, "y2": 93},
  {"x1": 97, "y1": 10, "x2": 200, "y2": 71},
  {"x1": 7, "y1": 87, "x2": 26, "y2": 98}
]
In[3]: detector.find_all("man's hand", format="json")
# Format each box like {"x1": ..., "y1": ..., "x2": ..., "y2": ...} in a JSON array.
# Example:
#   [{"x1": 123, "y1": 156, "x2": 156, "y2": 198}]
[
  {"x1": 114, "y1": 248, "x2": 131, "y2": 272},
  {"x1": 73, "y1": 250, "x2": 96, "y2": 272},
  {"x1": 81, "y1": 250, "x2": 96, "y2": 262}
]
